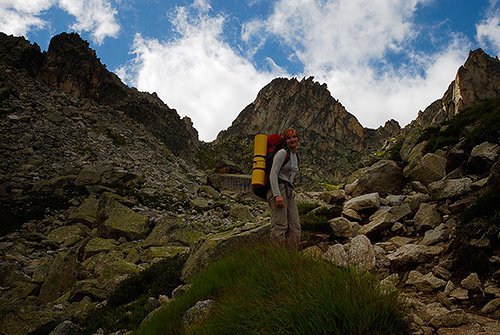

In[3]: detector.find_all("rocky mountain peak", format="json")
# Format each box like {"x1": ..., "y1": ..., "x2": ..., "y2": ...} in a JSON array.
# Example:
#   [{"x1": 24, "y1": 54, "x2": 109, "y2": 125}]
[
  {"x1": 0, "y1": 32, "x2": 199, "y2": 158},
  {"x1": 415, "y1": 48, "x2": 500, "y2": 128},
  {"x1": 210, "y1": 76, "x2": 397, "y2": 184}
]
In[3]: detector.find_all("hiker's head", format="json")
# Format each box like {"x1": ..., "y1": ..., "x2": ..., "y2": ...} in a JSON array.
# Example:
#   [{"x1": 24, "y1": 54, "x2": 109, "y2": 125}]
[{"x1": 283, "y1": 128, "x2": 299, "y2": 150}]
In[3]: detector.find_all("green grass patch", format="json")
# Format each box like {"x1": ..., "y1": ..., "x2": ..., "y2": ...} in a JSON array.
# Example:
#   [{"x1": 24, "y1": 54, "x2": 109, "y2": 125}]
[
  {"x1": 134, "y1": 243, "x2": 409, "y2": 335},
  {"x1": 300, "y1": 205, "x2": 342, "y2": 233}
]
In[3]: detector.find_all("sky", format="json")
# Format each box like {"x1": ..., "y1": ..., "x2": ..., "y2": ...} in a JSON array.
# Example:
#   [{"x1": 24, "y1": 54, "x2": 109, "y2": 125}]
[{"x1": 1, "y1": 0, "x2": 499, "y2": 141}]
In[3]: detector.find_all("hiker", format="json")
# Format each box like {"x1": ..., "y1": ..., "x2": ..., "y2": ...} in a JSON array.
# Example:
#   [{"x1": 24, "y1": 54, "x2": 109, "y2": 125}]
[{"x1": 267, "y1": 128, "x2": 301, "y2": 249}]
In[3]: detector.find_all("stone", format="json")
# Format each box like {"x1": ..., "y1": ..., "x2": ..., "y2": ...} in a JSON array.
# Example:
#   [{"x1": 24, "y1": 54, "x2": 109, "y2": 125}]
[
  {"x1": 182, "y1": 299, "x2": 215, "y2": 331},
  {"x1": 97, "y1": 195, "x2": 149, "y2": 240},
  {"x1": 407, "y1": 271, "x2": 447, "y2": 292},
  {"x1": 181, "y1": 223, "x2": 270, "y2": 282},
  {"x1": 68, "y1": 195, "x2": 98, "y2": 226},
  {"x1": 39, "y1": 250, "x2": 79, "y2": 303},
  {"x1": 461, "y1": 272, "x2": 481, "y2": 290},
  {"x1": 83, "y1": 237, "x2": 118, "y2": 259},
  {"x1": 319, "y1": 190, "x2": 346, "y2": 204},
  {"x1": 419, "y1": 224, "x2": 450, "y2": 246},
  {"x1": 428, "y1": 178, "x2": 472, "y2": 200},
  {"x1": 414, "y1": 203, "x2": 441, "y2": 232},
  {"x1": 144, "y1": 246, "x2": 190, "y2": 261},
  {"x1": 329, "y1": 217, "x2": 354, "y2": 238},
  {"x1": 348, "y1": 235, "x2": 376, "y2": 270},
  {"x1": 46, "y1": 225, "x2": 87, "y2": 247},
  {"x1": 343, "y1": 193, "x2": 381, "y2": 211},
  {"x1": 346, "y1": 160, "x2": 406, "y2": 197},
  {"x1": 480, "y1": 298, "x2": 500, "y2": 314},
  {"x1": 467, "y1": 142, "x2": 499, "y2": 175},
  {"x1": 429, "y1": 309, "x2": 470, "y2": 328},
  {"x1": 302, "y1": 245, "x2": 323, "y2": 259},
  {"x1": 449, "y1": 287, "x2": 469, "y2": 300},
  {"x1": 403, "y1": 193, "x2": 431, "y2": 214},
  {"x1": 433, "y1": 266, "x2": 452, "y2": 280},
  {"x1": 229, "y1": 204, "x2": 253, "y2": 221},
  {"x1": 48, "y1": 320, "x2": 80, "y2": 335},
  {"x1": 322, "y1": 244, "x2": 349, "y2": 267},
  {"x1": 404, "y1": 153, "x2": 447, "y2": 185},
  {"x1": 357, "y1": 207, "x2": 395, "y2": 236},
  {"x1": 387, "y1": 244, "x2": 443, "y2": 267},
  {"x1": 342, "y1": 208, "x2": 362, "y2": 221}
]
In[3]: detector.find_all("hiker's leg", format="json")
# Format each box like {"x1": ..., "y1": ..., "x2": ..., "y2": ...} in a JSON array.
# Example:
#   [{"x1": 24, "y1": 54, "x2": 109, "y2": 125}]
[
  {"x1": 268, "y1": 185, "x2": 288, "y2": 246},
  {"x1": 286, "y1": 193, "x2": 301, "y2": 249}
]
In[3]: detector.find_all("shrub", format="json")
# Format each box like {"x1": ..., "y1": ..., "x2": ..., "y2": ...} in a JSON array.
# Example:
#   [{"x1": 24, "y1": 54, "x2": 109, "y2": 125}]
[
  {"x1": 420, "y1": 98, "x2": 500, "y2": 153},
  {"x1": 134, "y1": 243, "x2": 409, "y2": 335},
  {"x1": 300, "y1": 205, "x2": 341, "y2": 233}
]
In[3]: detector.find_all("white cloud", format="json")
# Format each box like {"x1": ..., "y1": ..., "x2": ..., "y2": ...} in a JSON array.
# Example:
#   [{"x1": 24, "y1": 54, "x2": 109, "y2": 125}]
[
  {"x1": 119, "y1": 6, "x2": 277, "y2": 141},
  {"x1": 0, "y1": 0, "x2": 119, "y2": 44},
  {"x1": 57, "y1": 0, "x2": 120, "y2": 44},
  {"x1": 0, "y1": 0, "x2": 53, "y2": 36},
  {"x1": 242, "y1": 0, "x2": 470, "y2": 129},
  {"x1": 476, "y1": 0, "x2": 500, "y2": 55}
]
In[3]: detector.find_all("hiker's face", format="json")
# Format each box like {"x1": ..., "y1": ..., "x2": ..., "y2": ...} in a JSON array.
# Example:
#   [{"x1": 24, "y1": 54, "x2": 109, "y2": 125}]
[{"x1": 286, "y1": 134, "x2": 299, "y2": 150}]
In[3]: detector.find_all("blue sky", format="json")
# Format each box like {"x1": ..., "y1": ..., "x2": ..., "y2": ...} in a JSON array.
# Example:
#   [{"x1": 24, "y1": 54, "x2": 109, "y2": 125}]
[{"x1": 1, "y1": 0, "x2": 499, "y2": 141}]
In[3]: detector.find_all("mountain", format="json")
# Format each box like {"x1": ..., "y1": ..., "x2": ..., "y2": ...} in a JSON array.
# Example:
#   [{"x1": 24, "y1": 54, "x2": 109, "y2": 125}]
[
  {"x1": 0, "y1": 31, "x2": 499, "y2": 335},
  {"x1": 204, "y1": 76, "x2": 400, "y2": 185},
  {"x1": 0, "y1": 32, "x2": 200, "y2": 159},
  {"x1": 415, "y1": 49, "x2": 500, "y2": 128}
]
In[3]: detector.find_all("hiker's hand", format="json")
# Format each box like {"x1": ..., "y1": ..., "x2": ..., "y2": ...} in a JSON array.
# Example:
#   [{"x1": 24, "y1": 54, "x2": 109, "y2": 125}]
[{"x1": 275, "y1": 195, "x2": 284, "y2": 207}]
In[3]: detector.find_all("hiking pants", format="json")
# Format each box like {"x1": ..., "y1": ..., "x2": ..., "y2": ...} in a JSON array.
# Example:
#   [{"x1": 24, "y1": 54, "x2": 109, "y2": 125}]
[{"x1": 267, "y1": 183, "x2": 301, "y2": 249}]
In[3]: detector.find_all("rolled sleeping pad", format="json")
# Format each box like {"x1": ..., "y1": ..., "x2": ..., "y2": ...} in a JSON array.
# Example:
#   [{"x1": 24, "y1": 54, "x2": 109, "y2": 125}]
[{"x1": 251, "y1": 134, "x2": 268, "y2": 186}]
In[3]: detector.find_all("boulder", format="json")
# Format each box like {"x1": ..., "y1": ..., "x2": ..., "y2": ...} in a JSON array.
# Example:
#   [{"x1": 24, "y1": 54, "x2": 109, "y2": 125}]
[
  {"x1": 343, "y1": 193, "x2": 381, "y2": 212},
  {"x1": 357, "y1": 207, "x2": 395, "y2": 237},
  {"x1": 83, "y1": 237, "x2": 118, "y2": 259},
  {"x1": 181, "y1": 223, "x2": 270, "y2": 282},
  {"x1": 467, "y1": 142, "x2": 499, "y2": 175},
  {"x1": 348, "y1": 235, "x2": 376, "y2": 270},
  {"x1": 387, "y1": 244, "x2": 443, "y2": 267},
  {"x1": 404, "y1": 153, "x2": 447, "y2": 185},
  {"x1": 97, "y1": 194, "x2": 149, "y2": 240},
  {"x1": 322, "y1": 244, "x2": 349, "y2": 267},
  {"x1": 39, "y1": 250, "x2": 79, "y2": 303},
  {"x1": 143, "y1": 246, "x2": 190, "y2": 261},
  {"x1": 329, "y1": 217, "x2": 355, "y2": 238},
  {"x1": 319, "y1": 190, "x2": 346, "y2": 204},
  {"x1": 406, "y1": 270, "x2": 447, "y2": 292},
  {"x1": 347, "y1": 160, "x2": 405, "y2": 197},
  {"x1": 428, "y1": 178, "x2": 472, "y2": 200},
  {"x1": 229, "y1": 204, "x2": 253, "y2": 221},
  {"x1": 414, "y1": 203, "x2": 441, "y2": 232},
  {"x1": 142, "y1": 216, "x2": 205, "y2": 248},
  {"x1": 68, "y1": 195, "x2": 99, "y2": 226},
  {"x1": 46, "y1": 225, "x2": 87, "y2": 247}
]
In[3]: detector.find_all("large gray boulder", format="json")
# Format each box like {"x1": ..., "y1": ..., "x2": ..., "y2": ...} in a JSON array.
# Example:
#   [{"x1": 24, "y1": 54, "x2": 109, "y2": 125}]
[
  {"x1": 181, "y1": 223, "x2": 271, "y2": 282},
  {"x1": 404, "y1": 153, "x2": 447, "y2": 185},
  {"x1": 346, "y1": 160, "x2": 406, "y2": 197},
  {"x1": 343, "y1": 193, "x2": 381, "y2": 212},
  {"x1": 428, "y1": 178, "x2": 472, "y2": 200}
]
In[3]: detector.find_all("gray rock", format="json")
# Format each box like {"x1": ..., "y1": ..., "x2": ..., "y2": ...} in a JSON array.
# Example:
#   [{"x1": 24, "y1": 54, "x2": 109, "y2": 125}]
[
  {"x1": 347, "y1": 160, "x2": 406, "y2": 197},
  {"x1": 404, "y1": 153, "x2": 447, "y2": 185},
  {"x1": 181, "y1": 223, "x2": 270, "y2": 282},
  {"x1": 414, "y1": 203, "x2": 441, "y2": 232},
  {"x1": 387, "y1": 244, "x2": 443, "y2": 267},
  {"x1": 461, "y1": 273, "x2": 481, "y2": 290},
  {"x1": 429, "y1": 309, "x2": 470, "y2": 328},
  {"x1": 329, "y1": 217, "x2": 354, "y2": 238},
  {"x1": 343, "y1": 193, "x2": 381, "y2": 211},
  {"x1": 39, "y1": 250, "x2": 79, "y2": 304},
  {"x1": 182, "y1": 299, "x2": 215, "y2": 330},
  {"x1": 419, "y1": 224, "x2": 450, "y2": 246},
  {"x1": 49, "y1": 320, "x2": 80, "y2": 335},
  {"x1": 323, "y1": 244, "x2": 349, "y2": 267},
  {"x1": 428, "y1": 178, "x2": 472, "y2": 200},
  {"x1": 348, "y1": 235, "x2": 376, "y2": 270}
]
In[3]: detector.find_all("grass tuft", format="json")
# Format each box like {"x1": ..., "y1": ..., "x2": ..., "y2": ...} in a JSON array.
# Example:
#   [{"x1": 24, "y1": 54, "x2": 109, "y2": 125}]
[{"x1": 134, "y1": 243, "x2": 409, "y2": 335}]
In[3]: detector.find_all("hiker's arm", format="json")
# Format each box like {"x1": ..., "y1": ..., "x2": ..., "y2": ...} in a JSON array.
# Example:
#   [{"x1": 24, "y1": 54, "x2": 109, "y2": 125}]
[{"x1": 270, "y1": 149, "x2": 286, "y2": 198}]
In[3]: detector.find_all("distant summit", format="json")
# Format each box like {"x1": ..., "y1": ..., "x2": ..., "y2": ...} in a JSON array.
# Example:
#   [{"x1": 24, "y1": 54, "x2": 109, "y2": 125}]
[{"x1": 0, "y1": 32, "x2": 200, "y2": 159}]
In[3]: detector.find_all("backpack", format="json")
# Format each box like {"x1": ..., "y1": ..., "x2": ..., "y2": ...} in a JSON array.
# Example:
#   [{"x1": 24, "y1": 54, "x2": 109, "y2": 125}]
[{"x1": 252, "y1": 134, "x2": 290, "y2": 200}]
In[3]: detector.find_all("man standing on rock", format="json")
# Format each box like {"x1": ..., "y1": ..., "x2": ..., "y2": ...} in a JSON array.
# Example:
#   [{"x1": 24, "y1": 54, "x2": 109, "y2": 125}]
[{"x1": 267, "y1": 128, "x2": 301, "y2": 249}]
